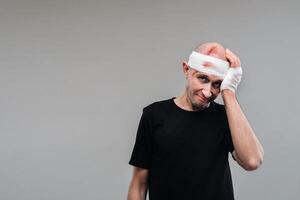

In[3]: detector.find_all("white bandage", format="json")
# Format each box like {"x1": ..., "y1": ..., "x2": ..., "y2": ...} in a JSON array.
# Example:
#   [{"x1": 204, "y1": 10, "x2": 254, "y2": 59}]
[
  {"x1": 187, "y1": 51, "x2": 242, "y2": 93},
  {"x1": 220, "y1": 67, "x2": 242, "y2": 93},
  {"x1": 187, "y1": 51, "x2": 229, "y2": 79}
]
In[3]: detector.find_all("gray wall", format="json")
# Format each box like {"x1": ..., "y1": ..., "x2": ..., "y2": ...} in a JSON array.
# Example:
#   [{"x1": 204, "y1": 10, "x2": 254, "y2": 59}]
[{"x1": 0, "y1": 0, "x2": 299, "y2": 199}]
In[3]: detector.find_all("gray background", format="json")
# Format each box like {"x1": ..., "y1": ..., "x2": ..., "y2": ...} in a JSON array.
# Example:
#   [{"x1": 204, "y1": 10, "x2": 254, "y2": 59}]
[{"x1": 0, "y1": 0, "x2": 299, "y2": 199}]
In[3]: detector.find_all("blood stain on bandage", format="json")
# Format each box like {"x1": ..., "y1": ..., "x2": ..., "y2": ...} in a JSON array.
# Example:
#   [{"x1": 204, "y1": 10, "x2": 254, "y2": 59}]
[{"x1": 203, "y1": 61, "x2": 214, "y2": 67}]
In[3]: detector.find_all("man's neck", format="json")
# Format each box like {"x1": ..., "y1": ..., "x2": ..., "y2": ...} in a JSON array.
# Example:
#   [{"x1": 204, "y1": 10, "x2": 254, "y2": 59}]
[{"x1": 175, "y1": 92, "x2": 210, "y2": 111}]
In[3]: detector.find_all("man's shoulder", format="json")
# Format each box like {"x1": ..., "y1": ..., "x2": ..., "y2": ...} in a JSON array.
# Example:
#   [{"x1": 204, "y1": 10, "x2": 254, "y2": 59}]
[
  {"x1": 211, "y1": 101, "x2": 225, "y2": 109},
  {"x1": 143, "y1": 97, "x2": 173, "y2": 112},
  {"x1": 206, "y1": 101, "x2": 226, "y2": 116},
  {"x1": 211, "y1": 101, "x2": 227, "y2": 120}
]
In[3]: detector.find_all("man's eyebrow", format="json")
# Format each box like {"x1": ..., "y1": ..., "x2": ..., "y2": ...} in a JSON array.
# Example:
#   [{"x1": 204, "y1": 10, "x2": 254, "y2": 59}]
[
  {"x1": 197, "y1": 73, "x2": 222, "y2": 83},
  {"x1": 197, "y1": 73, "x2": 208, "y2": 78},
  {"x1": 211, "y1": 79, "x2": 222, "y2": 83}
]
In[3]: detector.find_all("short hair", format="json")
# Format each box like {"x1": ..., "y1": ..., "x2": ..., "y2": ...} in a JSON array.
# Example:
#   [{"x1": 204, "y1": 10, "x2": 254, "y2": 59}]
[{"x1": 193, "y1": 42, "x2": 226, "y2": 61}]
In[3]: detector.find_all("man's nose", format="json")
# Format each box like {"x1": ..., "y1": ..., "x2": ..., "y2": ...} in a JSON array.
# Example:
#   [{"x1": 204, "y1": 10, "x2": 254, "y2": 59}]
[{"x1": 202, "y1": 83, "x2": 212, "y2": 98}]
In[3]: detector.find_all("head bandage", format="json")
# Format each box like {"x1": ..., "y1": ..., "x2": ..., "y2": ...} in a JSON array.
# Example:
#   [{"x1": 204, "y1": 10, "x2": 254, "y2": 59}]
[{"x1": 187, "y1": 51, "x2": 229, "y2": 79}]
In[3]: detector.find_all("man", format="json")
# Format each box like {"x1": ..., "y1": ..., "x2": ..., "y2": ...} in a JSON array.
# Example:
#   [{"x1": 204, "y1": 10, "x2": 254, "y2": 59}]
[{"x1": 127, "y1": 42, "x2": 264, "y2": 200}]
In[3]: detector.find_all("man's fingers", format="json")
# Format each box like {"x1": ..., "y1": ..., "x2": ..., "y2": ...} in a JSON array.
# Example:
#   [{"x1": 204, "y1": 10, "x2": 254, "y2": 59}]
[
  {"x1": 226, "y1": 49, "x2": 241, "y2": 67},
  {"x1": 225, "y1": 53, "x2": 235, "y2": 66},
  {"x1": 226, "y1": 48, "x2": 236, "y2": 56}
]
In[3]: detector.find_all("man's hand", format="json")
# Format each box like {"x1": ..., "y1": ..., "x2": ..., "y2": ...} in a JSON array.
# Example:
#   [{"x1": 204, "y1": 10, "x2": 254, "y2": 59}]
[
  {"x1": 225, "y1": 48, "x2": 241, "y2": 68},
  {"x1": 220, "y1": 49, "x2": 243, "y2": 93}
]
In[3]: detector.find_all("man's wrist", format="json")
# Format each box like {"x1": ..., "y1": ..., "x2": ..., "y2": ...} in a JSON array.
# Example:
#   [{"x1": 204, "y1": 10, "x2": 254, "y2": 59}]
[{"x1": 221, "y1": 89, "x2": 236, "y2": 98}]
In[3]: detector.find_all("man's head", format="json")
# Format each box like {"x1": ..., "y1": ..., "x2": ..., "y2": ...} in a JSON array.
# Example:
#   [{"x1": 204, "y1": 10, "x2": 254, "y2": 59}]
[{"x1": 182, "y1": 42, "x2": 227, "y2": 109}]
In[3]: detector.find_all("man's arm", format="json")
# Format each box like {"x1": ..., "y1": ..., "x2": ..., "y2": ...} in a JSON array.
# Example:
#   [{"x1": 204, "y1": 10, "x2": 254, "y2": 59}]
[
  {"x1": 222, "y1": 90, "x2": 264, "y2": 171},
  {"x1": 127, "y1": 166, "x2": 149, "y2": 200}
]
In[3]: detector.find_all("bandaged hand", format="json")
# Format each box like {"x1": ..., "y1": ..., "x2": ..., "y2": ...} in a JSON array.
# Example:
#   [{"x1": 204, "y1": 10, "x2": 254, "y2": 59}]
[{"x1": 220, "y1": 49, "x2": 243, "y2": 93}]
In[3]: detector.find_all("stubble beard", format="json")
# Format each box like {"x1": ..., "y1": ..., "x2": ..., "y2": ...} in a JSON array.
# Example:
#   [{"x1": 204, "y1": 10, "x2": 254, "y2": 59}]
[{"x1": 187, "y1": 90, "x2": 210, "y2": 111}]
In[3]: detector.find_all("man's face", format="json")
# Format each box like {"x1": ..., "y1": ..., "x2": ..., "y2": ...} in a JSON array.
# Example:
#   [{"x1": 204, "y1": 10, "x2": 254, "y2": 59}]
[{"x1": 185, "y1": 65, "x2": 223, "y2": 110}]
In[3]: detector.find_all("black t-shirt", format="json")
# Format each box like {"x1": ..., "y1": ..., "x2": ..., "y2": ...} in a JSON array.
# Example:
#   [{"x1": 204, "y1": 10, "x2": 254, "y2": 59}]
[{"x1": 129, "y1": 97, "x2": 235, "y2": 200}]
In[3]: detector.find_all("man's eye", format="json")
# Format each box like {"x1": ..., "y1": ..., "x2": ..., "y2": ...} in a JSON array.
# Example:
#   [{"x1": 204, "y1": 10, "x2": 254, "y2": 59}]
[
  {"x1": 213, "y1": 82, "x2": 221, "y2": 88},
  {"x1": 198, "y1": 77, "x2": 208, "y2": 82}
]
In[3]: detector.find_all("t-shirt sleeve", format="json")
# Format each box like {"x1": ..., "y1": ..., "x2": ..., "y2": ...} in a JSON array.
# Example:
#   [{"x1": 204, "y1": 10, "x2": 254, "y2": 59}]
[{"x1": 128, "y1": 107, "x2": 153, "y2": 169}]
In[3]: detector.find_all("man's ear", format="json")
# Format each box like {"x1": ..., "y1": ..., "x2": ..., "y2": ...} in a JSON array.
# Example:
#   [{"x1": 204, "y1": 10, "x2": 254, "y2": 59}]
[{"x1": 182, "y1": 61, "x2": 189, "y2": 76}]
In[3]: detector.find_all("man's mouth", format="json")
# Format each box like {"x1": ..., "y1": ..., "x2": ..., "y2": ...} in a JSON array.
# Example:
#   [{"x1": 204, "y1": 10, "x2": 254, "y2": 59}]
[{"x1": 196, "y1": 94, "x2": 208, "y2": 103}]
